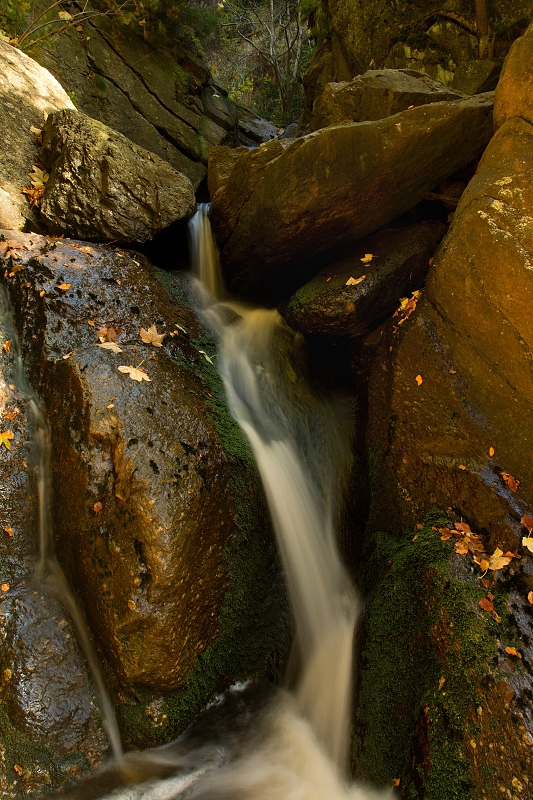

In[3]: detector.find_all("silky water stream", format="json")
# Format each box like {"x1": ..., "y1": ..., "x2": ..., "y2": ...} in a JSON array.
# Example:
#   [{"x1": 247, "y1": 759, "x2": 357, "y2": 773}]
[{"x1": 1, "y1": 207, "x2": 393, "y2": 800}]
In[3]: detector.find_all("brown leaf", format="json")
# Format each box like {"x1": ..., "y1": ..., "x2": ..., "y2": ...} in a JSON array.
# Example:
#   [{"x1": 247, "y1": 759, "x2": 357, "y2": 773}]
[
  {"x1": 455, "y1": 522, "x2": 471, "y2": 533},
  {"x1": 455, "y1": 541, "x2": 469, "y2": 555},
  {"x1": 93, "y1": 501, "x2": 102, "y2": 513},
  {"x1": 4, "y1": 526, "x2": 13, "y2": 536},
  {"x1": 501, "y1": 472, "x2": 520, "y2": 492},
  {"x1": 140, "y1": 325, "x2": 165, "y2": 347},
  {"x1": 478, "y1": 597, "x2": 495, "y2": 613},
  {"x1": 521, "y1": 514, "x2": 533, "y2": 532},
  {"x1": 2, "y1": 409, "x2": 17, "y2": 421},
  {"x1": 1, "y1": 583, "x2": 9, "y2": 592},
  {"x1": 118, "y1": 365, "x2": 152, "y2": 382},
  {"x1": 13, "y1": 764, "x2": 23, "y2": 776},
  {"x1": 479, "y1": 559, "x2": 490, "y2": 572},
  {"x1": 3, "y1": 340, "x2": 10, "y2": 353},
  {"x1": 360, "y1": 253, "x2": 374, "y2": 263}
]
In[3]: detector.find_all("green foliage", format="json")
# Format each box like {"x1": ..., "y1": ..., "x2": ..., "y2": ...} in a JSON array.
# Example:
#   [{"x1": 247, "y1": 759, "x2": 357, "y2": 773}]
[{"x1": 299, "y1": 0, "x2": 328, "y2": 43}]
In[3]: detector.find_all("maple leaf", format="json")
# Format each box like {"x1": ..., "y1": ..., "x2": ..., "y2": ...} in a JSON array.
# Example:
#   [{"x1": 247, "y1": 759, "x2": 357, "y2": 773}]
[
  {"x1": 488, "y1": 547, "x2": 512, "y2": 571},
  {"x1": 140, "y1": 325, "x2": 165, "y2": 347},
  {"x1": 501, "y1": 471, "x2": 519, "y2": 492},
  {"x1": 118, "y1": 365, "x2": 151, "y2": 382},
  {"x1": 98, "y1": 342, "x2": 123, "y2": 354},
  {"x1": 346, "y1": 275, "x2": 366, "y2": 286},
  {"x1": 0, "y1": 430, "x2": 14, "y2": 450},
  {"x1": 97, "y1": 326, "x2": 119, "y2": 343},
  {"x1": 521, "y1": 537, "x2": 533, "y2": 554},
  {"x1": 360, "y1": 253, "x2": 374, "y2": 263}
]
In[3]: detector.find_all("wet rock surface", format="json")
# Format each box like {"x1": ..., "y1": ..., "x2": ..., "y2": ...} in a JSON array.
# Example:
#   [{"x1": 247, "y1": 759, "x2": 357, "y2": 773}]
[
  {"x1": 0, "y1": 40, "x2": 75, "y2": 233},
  {"x1": 207, "y1": 145, "x2": 249, "y2": 200},
  {"x1": 280, "y1": 222, "x2": 446, "y2": 337},
  {"x1": 494, "y1": 20, "x2": 533, "y2": 130},
  {"x1": 365, "y1": 115, "x2": 533, "y2": 549},
  {"x1": 39, "y1": 109, "x2": 195, "y2": 244},
  {"x1": 307, "y1": 69, "x2": 465, "y2": 132},
  {"x1": 211, "y1": 94, "x2": 494, "y2": 302},
  {"x1": 0, "y1": 230, "x2": 288, "y2": 747}
]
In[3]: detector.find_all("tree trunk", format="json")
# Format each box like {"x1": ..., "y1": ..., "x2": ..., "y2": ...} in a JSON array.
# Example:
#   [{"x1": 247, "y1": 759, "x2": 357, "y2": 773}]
[{"x1": 475, "y1": 0, "x2": 489, "y2": 57}]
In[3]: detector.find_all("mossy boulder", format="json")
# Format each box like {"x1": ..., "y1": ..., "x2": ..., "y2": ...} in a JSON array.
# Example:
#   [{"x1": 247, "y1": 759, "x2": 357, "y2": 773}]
[
  {"x1": 210, "y1": 94, "x2": 493, "y2": 302},
  {"x1": 494, "y1": 20, "x2": 533, "y2": 129},
  {"x1": 366, "y1": 115, "x2": 533, "y2": 548},
  {"x1": 0, "y1": 231, "x2": 289, "y2": 749},
  {"x1": 307, "y1": 69, "x2": 465, "y2": 132},
  {"x1": 39, "y1": 109, "x2": 195, "y2": 244},
  {"x1": 280, "y1": 222, "x2": 445, "y2": 337}
]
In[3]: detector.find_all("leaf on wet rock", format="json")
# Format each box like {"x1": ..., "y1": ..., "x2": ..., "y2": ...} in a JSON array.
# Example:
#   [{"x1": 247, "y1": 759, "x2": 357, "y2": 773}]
[
  {"x1": 57, "y1": 283, "x2": 71, "y2": 291},
  {"x1": 3, "y1": 340, "x2": 10, "y2": 353},
  {"x1": 478, "y1": 597, "x2": 495, "y2": 613},
  {"x1": 93, "y1": 501, "x2": 102, "y2": 513},
  {"x1": 528, "y1": 591, "x2": 533, "y2": 604},
  {"x1": 520, "y1": 514, "x2": 533, "y2": 532},
  {"x1": 522, "y1": 537, "x2": 533, "y2": 554},
  {"x1": 98, "y1": 342, "x2": 123, "y2": 354},
  {"x1": 360, "y1": 253, "x2": 374, "y2": 263},
  {"x1": 346, "y1": 275, "x2": 366, "y2": 286},
  {"x1": 140, "y1": 325, "x2": 165, "y2": 347},
  {"x1": 488, "y1": 547, "x2": 512, "y2": 571},
  {"x1": 4, "y1": 526, "x2": 13, "y2": 536},
  {"x1": 415, "y1": 374, "x2": 423, "y2": 386},
  {"x1": 0, "y1": 430, "x2": 14, "y2": 450},
  {"x1": 118, "y1": 365, "x2": 151, "y2": 382},
  {"x1": 199, "y1": 350, "x2": 216, "y2": 365},
  {"x1": 501, "y1": 471, "x2": 519, "y2": 492},
  {"x1": 504, "y1": 646, "x2": 522, "y2": 658}
]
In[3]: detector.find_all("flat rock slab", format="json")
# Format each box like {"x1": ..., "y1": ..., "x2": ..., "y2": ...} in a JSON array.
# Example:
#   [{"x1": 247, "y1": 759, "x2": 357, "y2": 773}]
[
  {"x1": 0, "y1": 40, "x2": 75, "y2": 232},
  {"x1": 366, "y1": 115, "x2": 533, "y2": 548},
  {"x1": 39, "y1": 109, "x2": 195, "y2": 244},
  {"x1": 210, "y1": 93, "x2": 494, "y2": 301},
  {"x1": 280, "y1": 222, "x2": 446, "y2": 337},
  {"x1": 308, "y1": 68, "x2": 465, "y2": 131}
]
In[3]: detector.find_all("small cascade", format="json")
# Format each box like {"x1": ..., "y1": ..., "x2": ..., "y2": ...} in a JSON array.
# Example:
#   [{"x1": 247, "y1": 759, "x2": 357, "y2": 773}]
[{"x1": 0, "y1": 285, "x2": 124, "y2": 762}]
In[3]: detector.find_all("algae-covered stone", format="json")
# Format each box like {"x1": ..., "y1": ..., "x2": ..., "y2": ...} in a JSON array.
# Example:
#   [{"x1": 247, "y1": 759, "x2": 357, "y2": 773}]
[
  {"x1": 211, "y1": 94, "x2": 493, "y2": 301},
  {"x1": 0, "y1": 232, "x2": 288, "y2": 731},
  {"x1": 494, "y1": 20, "x2": 533, "y2": 129},
  {"x1": 0, "y1": 40, "x2": 75, "y2": 232},
  {"x1": 308, "y1": 70, "x2": 465, "y2": 132},
  {"x1": 366, "y1": 115, "x2": 533, "y2": 547},
  {"x1": 40, "y1": 109, "x2": 195, "y2": 244},
  {"x1": 280, "y1": 222, "x2": 445, "y2": 337}
]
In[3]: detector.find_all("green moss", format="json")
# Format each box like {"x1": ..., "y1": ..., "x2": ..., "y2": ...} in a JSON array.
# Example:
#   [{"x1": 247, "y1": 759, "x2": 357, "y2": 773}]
[
  {"x1": 118, "y1": 269, "x2": 289, "y2": 749},
  {"x1": 354, "y1": 510, "x2": 498, "y2": 800}
]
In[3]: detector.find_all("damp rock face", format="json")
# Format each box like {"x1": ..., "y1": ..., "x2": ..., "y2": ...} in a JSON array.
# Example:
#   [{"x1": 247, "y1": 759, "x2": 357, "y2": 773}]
[
  {"x1": 307, "y1": 69, "x2": 465, "y2": 132},
  {"x1": 494, "y1": 20, "x2": 533, "y2": 130},
  {"x1": 210, "y1": 94, "x2": 494, "y2": 302},
  {"x1": 280, "y1": 222, "x2": 446, "y2": 337},
  {"x1": 39, "y1": 109, "x2": 196, "y2": 244},
  {"x1": 366, "y1": 115, "x2": 533, "y2": 549},
  {"x1": 0, "y1": 40, "x2": 75, "y2": 233},
  {"x1": 0, "y1": 232, "x2": 288, "y2": 721}
]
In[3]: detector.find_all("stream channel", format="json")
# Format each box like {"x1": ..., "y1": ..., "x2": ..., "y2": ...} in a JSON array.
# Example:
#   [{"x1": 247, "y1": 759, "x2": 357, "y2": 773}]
[{"x1": 3, "y1": 207, "x2": 393, "y2": 800}]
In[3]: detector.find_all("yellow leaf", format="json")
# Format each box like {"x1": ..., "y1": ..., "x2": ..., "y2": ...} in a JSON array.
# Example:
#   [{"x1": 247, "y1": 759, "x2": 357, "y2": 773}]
[
  {"x1": 98, "y1": 342, "x2": 123, "y2": 354},
  {"x1": 62, "y1": 351, "x2": 74, "y2": 359},
  {"x1": 522, "y1": 537, "x2": 533, "y2": 554},
  {"x1": 58, "y1": 10, "x2": 72, "y2": 19},
  {"x1": 118, "y1": 365, "x2": 151, "y2": 382},
  {"x1": 346, "y1": 275, "x2": 366, "y2": 286},
  {"x1": 360, "y1": 253, "x2": 374, "y2": 263},
  {"x1": 140, "y1": 324, "x2": 165, "y2": 347},
  {"x1": 488, "y1": 547, "x2": 512, "y2": 571},
  {"x1": 0, "y1": 430, "x2": 14, "y2": 450},
  {"x1": 57, "y1": 283, "x2": 71, "y2": 291}
]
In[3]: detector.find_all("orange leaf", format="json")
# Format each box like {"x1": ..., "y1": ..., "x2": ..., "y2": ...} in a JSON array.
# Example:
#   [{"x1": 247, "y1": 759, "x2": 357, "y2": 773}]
[
  {"x1": 4, "y1": 526, "x2": 13, "y2": 536},
  {"x1": 415, "y1": 374, "x2": 423, "y2": 386},
  {"x1": 501, "y1": 472, "x2": 519, "y2": 492},
  {"x1": 504, "y1": 646, "x2": 522, "y2": 658},
  {"x1": 521, "y1": 514, "x2": 533, "y2": 531},
  {"x1": 455, "y1": 541, "x2": 469, "y2": 555},
  {"x1": 346, "y1": 275, "x2": 366, "y2": 286},
  {"x1": 57, "y1": 283, "x2": 71, "y2": 291},
  {"x1": 489, "y1": 447, "x2": 494, "y2": 457},
  {"x1": 528, "y1": 591, "x2": 533, "y2": 604},
  {"x1": 93, "y1": 501, "x2": 103, "y2": 513},
  {"x1": 478, "y1": 597, "x2": 495, "y2": 613},
  {"x1": 458, "y1": 464, "x2": 466, "y2": 470},
  {"x1": 3, "y1": 340, "x2": 10, "y2": 353},
  {"x1": 455, "y1": 522, "x2": 471, "y2": 533}
]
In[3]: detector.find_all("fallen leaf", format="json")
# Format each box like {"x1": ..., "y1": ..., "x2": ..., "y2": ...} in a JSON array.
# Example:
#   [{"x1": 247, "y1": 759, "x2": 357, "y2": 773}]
[
  {"x1": 3, "y1": 340, "x2": 10, "y2": 353},
  {"x1": 174, "y1": 322, "x2": 188, "y2": 333},
  {"x1": 0, "y1": 430, "x2": 14, "y2": 450},
  {"x1": 439, "y1": 528, "x2": 453, "y2": 541},
  {"x1": 458, "y1": 464, "x2": 466, "y2": 470},
  {"x1": 127, "y1": 599, "x2": 136, "y2": 611},
  {"x1": 93, "y1": 501, "x2": 102, "y2": 513},
  {"x1": 521, "y1": 514, "x2": 533, "y2": 531},
  {"x1": 98, "y1": 342, "x2": 123, "y2": 354},
  {"x1": 478, "y1": 597, "x2": 495, "y2": 613},
  {"x1": 57, "y1": 283, "x2": 71, "y2": 291},
  {"x1": 88, "y1": 320, "x2": 95, "y2": 327},
  {"x1": 455, "y1": 540, "x2": 469, "y2": 555},
  {"x1": 62, "y1": 351, "x2": 74, "y2": 359},
  {"x1": 479, "y1": 559, "x2": 489, "y2": 572},
  {"x1": 489, "y1": 447, "x2": 494, "y2": 456},
  {"x1": 488, "y1": 547, "x2": 512, "y2": 571},
  {"x1": 29, "y1": 124, "x2": 42, "y2": 137},
  {"x1": 107, "y1": 403, "x2": 115, "y2": 409},
  {"x1": 501, "y1": 472, "x2": 520, "y2": 492},
  {"x1": 455, "y1": 522, "x2": 471, "y2": 533},
  {"x1": 360, "y1": 253, "x2": 374, "y2": 263},
  {"x1": 346, "y1": 275, "x2": 366, "y2": 286},
  {"x1": 140, "y1": 325, "x2": 165, "y2": 347},
  {"x1": 505, "y1": 646, "x2": 522, "y2": 658},
  {"x1": 1, "y1": 583, "x2": 9, "y2": 592},
  {"x1": 412, "y1": 533, "x2": 418, "y2": 542},
  {"x1": 438, "y1": 676, "x2": 446, "y2": 690},
  {"x1": 39, "y1": 290, "x2": 45, "y2": 297},
  {"x1": 449, "y1": 369, "x2": 456, "y2": 374},
  {"x1": 8, "y1": 385, "x2": 15, "y2": 391},
  {"x1": 199, "y1": 350, "x2": 216, "y2": 365},
  {"x1": 13, "y1": 764, "x2": 22, "y2": 776},
  {"x1": 528, "y1": 591, "x2": 533, "y2": 604},
  {"x1": 118, "y1": 365, "x2": 151, "y2": 382},
  {"x1": 58, "y1": 10, "x2": 72, "y2": 19},
  {"x1": 4, "y1": 526, "x2": 13, "y2": 536},
  {"x1": 393, "y1": 779, "x2": 400, "y2": 787},
  {"x1": 415, "y1": 374, "x2": 423, "y2": 386},
  {"x1": 522, "y1": 537, "x2": 533, "y2": 554}
]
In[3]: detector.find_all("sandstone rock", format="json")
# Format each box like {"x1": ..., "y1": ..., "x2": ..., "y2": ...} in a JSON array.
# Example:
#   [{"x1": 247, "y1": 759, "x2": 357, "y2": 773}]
[
  {"x1": 0, "y1": 232, "x2": 287, "y2": 708},
  {"x1": 39, "y1": 109, "x2": 195, "y2": 244},
  {"x1": 211, "y1": 94, "x2": 494, "y2": 301},
  {"x1": 366, "y1": 115, "x2": 533, "y2": 548},
  {"x1": 0, "y1": 40, "x2": 75, "y2": 232},
  {"x1": 308, "y1": 69, "x2": 465, "y2": 131},
  {"x1": 280, "y1": 222, "x2": 445, "y2": 337},
  {"x1": 235, "y1": 104, "x2": 279, "y2": 146},
  {"x1": 494, "y1": 21, "x2": 533, "y2": 129},
  {"x1": 208, "y1": 145, "x2": 248, "y2": 200},
  {"x1": 452, "y1": 58, "x2": 503, "y2": 95}
]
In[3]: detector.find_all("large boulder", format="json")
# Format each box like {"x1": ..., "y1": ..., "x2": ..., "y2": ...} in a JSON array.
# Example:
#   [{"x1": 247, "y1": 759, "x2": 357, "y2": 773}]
[
  {"x1": 0, "y1": 40, "x2": 75, "y2": 232},
  {"x1": 1, "y1": 231, "x2": 288, "y2": 748},
  {"x1": 307, "y1": 69, "x2": 465, "y2": 132},
  {"x1": 207, "y1": 145, "x2": 248, "y2": 200},
  {"x1": 39, "y1": 109, "x2": 195, "y2": 244},
  {"x1": 366, "y1": 114, "x2": 533, "y2": 548},
  {"x1": 280, "y1": 222, "x2": 445, "y2": 337},
  {"x1": 494, "y1": 20, "x2": 533, "y2": 130},
  {"x1": 210, "y1": 93, "x2": 494, "y2": 301}
]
